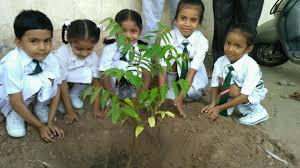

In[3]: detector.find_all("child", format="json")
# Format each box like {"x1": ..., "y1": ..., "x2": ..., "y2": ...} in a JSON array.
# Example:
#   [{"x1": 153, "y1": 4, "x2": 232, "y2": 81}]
[
  {"x1": 98, "y1": 9, "x2": 151, "y2": 102},
  {"x1": 54, "y1": 19, "x2": 101, "y2": 123},
  {"x1": 0, "y1": 10, "x2": 64, "y2": 142},
  {"x1": 158, "y1": 0, "x2": 208, "y2": 117},
  {"x1": 201, "y1": 23, "x2": 269, "y2": 126}
]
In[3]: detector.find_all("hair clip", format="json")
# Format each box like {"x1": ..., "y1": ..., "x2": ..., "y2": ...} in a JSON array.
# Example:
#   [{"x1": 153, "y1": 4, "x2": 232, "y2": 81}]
[
  {"x1": 97, "y1": 24, "x2": 106, "y2": 31},
  {"x1": 64, "y1": 19, "x2": 71, "y2": 27}
]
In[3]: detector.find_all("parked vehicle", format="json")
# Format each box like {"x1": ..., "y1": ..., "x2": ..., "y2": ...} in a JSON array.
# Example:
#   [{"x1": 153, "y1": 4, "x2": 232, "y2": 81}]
[{"x1": 252, "y1": 0, "x2": 300, "y2": 66}]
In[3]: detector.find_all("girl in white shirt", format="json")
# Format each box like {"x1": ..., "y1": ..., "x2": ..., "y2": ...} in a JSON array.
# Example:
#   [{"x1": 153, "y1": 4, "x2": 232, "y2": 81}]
[
  {"x1": 159, "y1": 0, "x2": 208, "y2": 117},
  {"x1": 54, "y1": 19, "x2": 101, "y2": 124},
  {"x1": 98, "y1": 9, "x2": 151, "y2": 105}
]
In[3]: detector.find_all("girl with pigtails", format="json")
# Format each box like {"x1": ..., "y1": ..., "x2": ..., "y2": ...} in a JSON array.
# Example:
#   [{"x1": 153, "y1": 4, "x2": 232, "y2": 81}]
[{"x1": 54, "y1": 19, "x2": 103, "y2": 124}]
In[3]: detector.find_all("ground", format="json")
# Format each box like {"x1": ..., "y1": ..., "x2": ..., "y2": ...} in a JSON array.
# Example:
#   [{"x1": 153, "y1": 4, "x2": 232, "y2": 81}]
[{"x1": 0, "y1": 61, "x2": 299, "y2": 168}]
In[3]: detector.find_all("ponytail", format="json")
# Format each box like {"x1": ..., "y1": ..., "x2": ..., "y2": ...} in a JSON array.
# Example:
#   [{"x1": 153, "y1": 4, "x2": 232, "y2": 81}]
[{"x1": 62, "y1": 24, "x2": 68, "y2": 44}]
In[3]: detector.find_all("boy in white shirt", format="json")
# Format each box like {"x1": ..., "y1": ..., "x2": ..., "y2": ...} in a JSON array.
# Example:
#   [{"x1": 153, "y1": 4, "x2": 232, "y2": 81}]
[
  {"x1": 0, "y1": 10, "x2": 64, "y2": 141},
  {"x1": 201, "y1": 24, "x2": 269, "y2": 125}
]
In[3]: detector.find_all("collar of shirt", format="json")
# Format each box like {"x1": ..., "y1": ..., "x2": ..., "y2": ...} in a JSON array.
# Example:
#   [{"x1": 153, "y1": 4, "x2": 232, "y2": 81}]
[
  {"x1": 222, "y1": 54, "x2": 249, "y2": 75},
  {"x1": 67, "y1": 45, "x2": 91, "y2": 68},
  {"x1": 18, "y1": 48, "x2": 34, "y2": 67},
  {"x1": 174, "y1": 28, "x2": 197, "y2": 49},
  {"x1": 18, "y1": 48, "x2": 52, "y2": 75},
  {"x1": 19, "y1": 48, "x2": 51, "y2": 67},
  {"x1": 230, "y1": 54, "x2": 248, "y2": 72}
]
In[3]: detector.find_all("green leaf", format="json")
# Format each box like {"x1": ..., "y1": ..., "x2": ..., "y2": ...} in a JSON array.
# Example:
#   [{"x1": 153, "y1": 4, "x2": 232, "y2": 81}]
[
  {"x1": 178, "y1": 79, "x2": 190, "y2": 95},
  {"x1": 101, "y1": 89, "x2": 110, "y2": 108},
  {"x1": 109, "y1": 25, "x2": 121, "y2": 37},
  {"x1": 171, "y1": 81, "x2": 179, "y2": 97},
  {"x1": 90, "y1": 87, "x2": 101, "y2": 104},
  {"x1": 135, "y1": 125, "x2": 144, "y2": 138},
  {"x1": 124, "y1": 98, "x2": 134, "y2": 108},
  {"x1": 148, "y1": 116, "x2": 155, "y2": 127},
  {"x1": 149, "y1": 88, "x2": 158, "y2": 104},
  {"x1": 125, "y1": 71, "x2": 143, "y2": 88},
  {"x1": 110, "y1": 108, "x2": 121, "y2": 124},
  {"x1": 117, "y1": 34, "x2": 127, "y2": 48},
  {"x1": 129, "y1": 50, "x2": 135, "y2": 62},
  {"x1": 160, "y1": 84, "x2": 168, "y2": 102},
  {"x1": 165, "y1": 111, "x2": 175, "y2": 118},
  {"x1": 103, "y1": 68, "x2": 125, "y2": 81},
  {"x1": 111, "y1": 95, "x2": 119, "y2": 108},
  {"x1": 137, "y1": 44, "x2": 148, "y2": 51},
  {"x1": 138, "y1": 91, "x2": 149, "y2": 104},
  {"x1": 122, "y1": 43, "x2": 131, "y2": 55},
  {"x1": 81, "y1": 85, "x2": 93, "y2": 100},
  {"x1": 121, "y1": 105, "x2": 140, "y2": 121}
]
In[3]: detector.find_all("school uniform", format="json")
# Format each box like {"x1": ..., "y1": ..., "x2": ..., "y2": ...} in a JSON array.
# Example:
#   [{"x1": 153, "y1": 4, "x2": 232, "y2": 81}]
[
  {"x1": 54, "y1": 44, "x2": 100, "y2": 84},
  {"x1": 53, "y1": 44, "x2": 100, "y2": 109},
  {"x1": 211, "y1": 54, "x2": 269, "y2": 125},
  {"x1": 0, "y1": 48, "x2": 60, "y2": 137},
  {"x1": 160, "y1": 28, "x2": 209, "y2": 100},
  {"x1": 99, "y1": 41, "x2": 150, "y2": 99}
]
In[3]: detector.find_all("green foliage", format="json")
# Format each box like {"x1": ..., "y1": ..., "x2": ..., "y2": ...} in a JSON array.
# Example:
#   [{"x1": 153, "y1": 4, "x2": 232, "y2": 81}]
[{"x1": 82, "y1": 17, "x2": 191, "y2": 138}]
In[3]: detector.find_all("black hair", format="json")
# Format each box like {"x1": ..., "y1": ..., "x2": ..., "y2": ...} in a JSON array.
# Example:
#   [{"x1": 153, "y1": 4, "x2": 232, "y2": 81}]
[
  {"x1": 62, "y1": 19, "x2": 101, "y2": 44},
  {"x1": 174, "y1": 0, "x2": 205, "y2": 24},
  {"x1": 227, "y1": 23, "x2": 256, "y2": 46},
  {"x1": 13, "y1": 10, "x2": 53, "y2": 39},
  {"x1": 103, "y1": 9, "x2": 143, "y2": 45},
  {"x1": 103, "y1": 38, "x2": 147, "y2": 46},
  {"x1": 115, "y1": 9, "x2": 143, "y2": 32}
]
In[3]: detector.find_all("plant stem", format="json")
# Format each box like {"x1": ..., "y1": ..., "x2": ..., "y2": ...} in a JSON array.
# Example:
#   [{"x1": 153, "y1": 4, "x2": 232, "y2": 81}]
[{"x1": 126, "y1": 120, "x2": 136, "y2": 168}]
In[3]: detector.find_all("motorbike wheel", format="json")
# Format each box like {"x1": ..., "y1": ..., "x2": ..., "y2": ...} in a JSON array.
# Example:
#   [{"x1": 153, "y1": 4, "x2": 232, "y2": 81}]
[{"x1": 251, "y1": 42, "x2": 289, "y2": 67}]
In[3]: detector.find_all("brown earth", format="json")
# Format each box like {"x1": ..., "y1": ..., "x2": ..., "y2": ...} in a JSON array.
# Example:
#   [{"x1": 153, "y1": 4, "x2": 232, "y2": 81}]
[{"x1": 0, "y1": 101, "x2": 297, "y2": 168}]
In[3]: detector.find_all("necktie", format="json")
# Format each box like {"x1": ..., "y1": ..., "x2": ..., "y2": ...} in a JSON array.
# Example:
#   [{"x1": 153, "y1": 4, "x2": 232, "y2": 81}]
[
  {"x1": 180, "y1": 42, "x2": 189, "y2": 79},
  {"x1": 120, "y1": 52, "x2": 127, "y2": 62},
  {"x1": 29, "y1": 59, "x2": 43, "y2": 75},
  {"x1": 218, "y1": 66, "x2": 234, "y2": 116}
]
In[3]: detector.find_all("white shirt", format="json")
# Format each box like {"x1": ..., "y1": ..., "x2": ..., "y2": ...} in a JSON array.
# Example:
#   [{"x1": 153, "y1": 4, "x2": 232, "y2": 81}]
[
  {"x1": 160, "y1": 28, "x2": 208, "y2": 77},
  {"x1": 98, "y1": 41, "x2": 150, "y2": 77},
  {"x1": 0, "y1": 48, "x2": 59, "y2": 100},
  {"x1": 211, "y1": 54, "x2": 264, "y2": 95},
  {"x1": 53, "y1": 45, "x2": 100, "y2": 83}
]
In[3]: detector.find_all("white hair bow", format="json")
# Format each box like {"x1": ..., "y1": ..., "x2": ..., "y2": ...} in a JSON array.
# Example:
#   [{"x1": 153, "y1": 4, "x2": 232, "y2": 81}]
[
  {"x1": 64, "y1": 19, "x2": 71, "y2": 27},
  {"x1": 97, "y1": 24, "x2": 106, "y2": 31}
]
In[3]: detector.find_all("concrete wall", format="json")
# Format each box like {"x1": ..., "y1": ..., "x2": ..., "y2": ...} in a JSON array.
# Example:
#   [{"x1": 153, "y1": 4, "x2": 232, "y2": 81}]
[{"x1": 0, "y1": 0, "x2": 276, "y2": 56}]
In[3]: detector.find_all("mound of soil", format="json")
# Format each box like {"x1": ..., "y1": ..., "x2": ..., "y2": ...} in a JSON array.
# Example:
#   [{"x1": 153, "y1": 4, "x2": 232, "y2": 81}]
[{"x1": 0, "y1": 102, "x2": 296, "y2": 168}]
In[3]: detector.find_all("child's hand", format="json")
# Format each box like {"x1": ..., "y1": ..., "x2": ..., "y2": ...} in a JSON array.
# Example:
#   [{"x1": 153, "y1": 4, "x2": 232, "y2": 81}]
[
  {"x1": 206, "y1": 106, "x2": 221, "y2": 121},
  {"x1": 48, "y1": 123, "x2": 64, "y2": 140},
  {"x1": 201, "y1": 103, "x2": 216, "y2": 113},
  {"x1": 37, "y1": 125, "x2": 55, "y2": 143},
  {"x1": 174, "y1": 98, "x2": 187, "y2": 118},
  {"x1": 64, "y1": 112, "x2": 78, "y2": 124}
]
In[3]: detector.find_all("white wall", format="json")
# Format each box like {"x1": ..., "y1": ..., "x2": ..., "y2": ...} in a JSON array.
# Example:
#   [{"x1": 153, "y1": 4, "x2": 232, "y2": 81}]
[{"x1": 0, "y1": 0, "x2": 276, "y2": 56}]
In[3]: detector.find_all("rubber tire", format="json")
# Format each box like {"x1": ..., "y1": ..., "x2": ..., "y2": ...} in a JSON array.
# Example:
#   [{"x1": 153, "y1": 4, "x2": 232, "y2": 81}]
[{"x1": 251, "y1": 43, "x2": 289, "y2": 67}]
